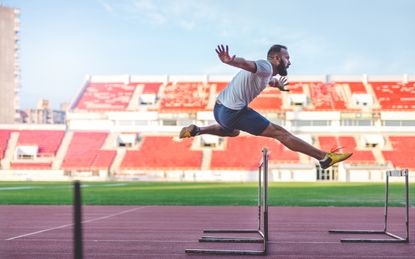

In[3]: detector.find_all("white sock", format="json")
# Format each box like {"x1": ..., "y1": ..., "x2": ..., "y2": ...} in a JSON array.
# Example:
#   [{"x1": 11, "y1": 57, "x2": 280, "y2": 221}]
[{"x1": 319, "y1": 154, "x2": 329, "y2": 162}]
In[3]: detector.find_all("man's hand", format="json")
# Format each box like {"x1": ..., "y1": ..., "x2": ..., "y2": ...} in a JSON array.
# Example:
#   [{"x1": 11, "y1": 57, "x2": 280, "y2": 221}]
[
  {"x1": 215, "y1": 45, "x2": 236, "y2": 64},
  {"x1": 271, "y1": 77, "x2": 290, "y2": 92}
]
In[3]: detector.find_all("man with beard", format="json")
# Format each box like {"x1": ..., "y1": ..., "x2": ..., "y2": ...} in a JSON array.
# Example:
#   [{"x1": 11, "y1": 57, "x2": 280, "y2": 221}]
[{"x1": 179, "y1": 44, "x2": 352, "y2": 169}]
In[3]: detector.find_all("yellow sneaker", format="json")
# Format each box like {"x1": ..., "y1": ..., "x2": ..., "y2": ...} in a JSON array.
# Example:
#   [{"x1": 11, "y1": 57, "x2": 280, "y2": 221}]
[
  {"x1": 320, "y1": 152, "x2": 353, "y2": 169},
  {"x1": 179, "y1": 124, "x2": 199, "y2": 139}
]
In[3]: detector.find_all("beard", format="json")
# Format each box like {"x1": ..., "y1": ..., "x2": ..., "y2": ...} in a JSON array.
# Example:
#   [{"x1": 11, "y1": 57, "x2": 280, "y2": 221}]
[{"x1": 276, "y1": 61, "x2": 288, "y2": 76}]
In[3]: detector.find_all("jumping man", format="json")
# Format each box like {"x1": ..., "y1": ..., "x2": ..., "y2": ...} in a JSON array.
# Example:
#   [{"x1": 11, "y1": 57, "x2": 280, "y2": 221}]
[{"x1": 179, "y1": 44, "x2": 352, "y2": 169}]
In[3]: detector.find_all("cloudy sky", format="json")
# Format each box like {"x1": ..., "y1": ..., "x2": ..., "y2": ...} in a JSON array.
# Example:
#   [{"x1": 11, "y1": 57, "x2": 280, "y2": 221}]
[{"x1": 3, "y1": 0, "x2": 415, "y2": 108}]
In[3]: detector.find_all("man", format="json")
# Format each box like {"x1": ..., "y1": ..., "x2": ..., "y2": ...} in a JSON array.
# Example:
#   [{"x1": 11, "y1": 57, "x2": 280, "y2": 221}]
[{"x1": 179, "y1": 44, "x2": 352, "y2": 169}]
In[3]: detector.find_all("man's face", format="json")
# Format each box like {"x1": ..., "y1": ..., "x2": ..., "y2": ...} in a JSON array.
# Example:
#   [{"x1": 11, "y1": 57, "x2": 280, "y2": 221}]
[{"x1": 276, "y1": 49, "x2": 291, "y2": 76}]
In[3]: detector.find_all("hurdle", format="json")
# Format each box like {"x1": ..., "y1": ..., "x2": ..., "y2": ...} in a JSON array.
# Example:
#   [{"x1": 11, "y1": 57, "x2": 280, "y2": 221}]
[
  {"x1": 329, "y1": 169, "x2": 410, "y2": 243},
  {"x1": 185, "y1": 148, "x2": 269, "y2": 255},
  {"x1": 73, "y1": 180, "x2": 84, "y2": 259}
]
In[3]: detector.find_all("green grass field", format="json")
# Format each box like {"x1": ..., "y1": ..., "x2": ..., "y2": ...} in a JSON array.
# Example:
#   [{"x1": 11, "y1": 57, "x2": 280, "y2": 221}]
[{"x1": 0, "y1": 181, "x2": 413, "y2": 207}]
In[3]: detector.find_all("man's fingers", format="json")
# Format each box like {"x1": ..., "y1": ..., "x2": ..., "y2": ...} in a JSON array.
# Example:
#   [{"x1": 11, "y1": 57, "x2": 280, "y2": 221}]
[
  {"x1": 279, "y1": 77, "x2": 288, "y2": 86},
  {"x1": 225, "y1": 45, "x2": 229, "y2": 54}
]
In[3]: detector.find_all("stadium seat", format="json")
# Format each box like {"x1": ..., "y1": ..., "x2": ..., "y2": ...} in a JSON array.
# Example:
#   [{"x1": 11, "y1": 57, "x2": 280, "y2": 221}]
[
  {"x1": 121, "y1": 136, "x2": 202, "y2": 169},
  {"x1": 370, "y1": 81, "x2": 415, "y2": 110},
  {"x1": 16, "y1": 130, "x2": 65, "y2": 157},
  {"x1": 74, "y1": 82, "x2": 136, "y2": 111},
  {"x1": 160, "y1": 82, "x2": 210, "y2": 111},
  {"x1": 211, "y1": 136, "x2": 299, "y2": 170},
  {"x1": 383, "y1": 136, "x2": 415, "y2": 169},
  {"x1": 61, "y1": 132, "x2": 113, "y2": 170}
]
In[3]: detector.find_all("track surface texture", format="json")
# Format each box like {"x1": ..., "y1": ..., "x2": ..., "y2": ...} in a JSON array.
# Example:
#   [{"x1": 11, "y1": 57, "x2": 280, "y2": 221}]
[{"x1": 1, "y1": 205, "x2": 414, "y2": 258}]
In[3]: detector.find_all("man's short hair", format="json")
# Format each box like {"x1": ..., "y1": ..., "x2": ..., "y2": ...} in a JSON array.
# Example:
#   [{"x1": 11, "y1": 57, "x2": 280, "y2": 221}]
[{"x1": 267, "y1": 44, "x2": 287, "y2": 58}]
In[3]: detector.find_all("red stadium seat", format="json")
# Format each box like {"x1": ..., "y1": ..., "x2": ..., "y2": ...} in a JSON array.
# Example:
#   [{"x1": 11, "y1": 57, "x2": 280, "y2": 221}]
[
  {"x1": 74, "y1": 82, "x2": 136, "y2": 111},
  {"x1": 370, "y1": 81, "x2": 415, "y2": 110},
  {"x1": 61, "y1": 132, "x2": 112, "y2": 170},
  {"x1": 211, "y1": 136, "x2": 299, "y2": 170},
  {"x1": 0, "y1": 130, "x2": 12, "y2": 160},
  {"x1": 383, "y1": 136, "x2": 415, "y2": 169},
  {"x1": 17, "y1": 130, "x2": 65, "y2": 157},
  {"x1": 121, "y1": 136, "x2": 202, "y2": 170},
  {"x1": 318, "y1": 136, "x2": 376, "y2": 164},
  {"x1": 159, "y1": 82, "x2": 210, "y2": 111}
]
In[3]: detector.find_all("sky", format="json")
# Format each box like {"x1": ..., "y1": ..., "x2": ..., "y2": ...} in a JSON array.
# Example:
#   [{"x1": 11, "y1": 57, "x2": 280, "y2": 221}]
[{"x1": 2, "y1": 0, "x2": 415, "y2": 109}]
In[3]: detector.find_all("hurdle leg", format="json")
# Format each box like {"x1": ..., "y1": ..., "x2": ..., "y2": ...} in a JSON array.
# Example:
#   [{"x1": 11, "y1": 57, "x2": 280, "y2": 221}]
[{"x1": 73, "y1": 181, "x2": 83, "y2": 259}]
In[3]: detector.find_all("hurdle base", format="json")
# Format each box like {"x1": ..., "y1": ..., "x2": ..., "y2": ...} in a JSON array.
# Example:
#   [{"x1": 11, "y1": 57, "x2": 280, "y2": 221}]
[
  {"x1": 200, "y1": 236, "x2": 263, "y2": 243},
  {"x1": 185, "y1": 248, "x2": 266, "y2": 256},
  {"x1": 329, "y1": 229, "x2": 409, "y2": 243},
  {"x1": 203, "y1": 229, "x2": 259, "y2": 233}
]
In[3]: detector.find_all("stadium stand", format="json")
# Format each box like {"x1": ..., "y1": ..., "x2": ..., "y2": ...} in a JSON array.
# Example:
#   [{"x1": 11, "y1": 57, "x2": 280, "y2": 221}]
[
  {"x1": 249, "y1": 87, "x2": 283, "y2": 111},
  {"x1": 16, "y1": 130, "x2": 64, "y2": 157},
  {"x1": 120, "y1": 136, "x2": 202, "y2": 170},
  {"x1": 383, "y1": 136, "x2": 415, "y2": 169},
  {"x1": 61, "y1": 132, "x2": 115, "y2": 170},
  {"x1": 370, "y1": 81, "x2": 415, "y2": 110},
  {"x1": 0, "y1": 130, "x2": 12, "y2": 160},
  {"x1": 141, "y1": 82, "x2": 163, "y2": 94},
  {"x1": 306, "y1": 82, "x2": 347, "y2": 110},
  {"x1": 74, "y1": 82, "x2": 136, "y2": 111},
  {"x1": 90, "y1": 150, "x2": 117, "y2": 170},
  {"x1": 342, "y1": 81, "x2": 367, "y2": 94},
  {"x1": 211, "y1": 81, "x2": 229, "y2": 93},
  {"x1": 286, "y1": 82, "x2": 306, "y2": 94},
  {"x1": 318, "y1": 136, "x2": 376, "y2": 164},
  {"x1": 2, "y1": 74, "x2": 415, "y2": 181},
  {"x1": 160, "y1": 82, "x2": 210, "y2": 111},
  {"x1": 10, "y1": 162, "x2": 52, "y2": 169},
  {"x1": 211, "y1": 136, "x2": 299, "y2": 170}
]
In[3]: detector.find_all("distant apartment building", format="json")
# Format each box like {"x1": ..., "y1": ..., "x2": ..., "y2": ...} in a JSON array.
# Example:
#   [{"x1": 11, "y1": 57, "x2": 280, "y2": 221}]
[
  {"x1": 0, "y1": 5, "x2": 20, "y2": 123},
  {"x1": 18, "y1": 99, "x2": 67, "y2": 124}
]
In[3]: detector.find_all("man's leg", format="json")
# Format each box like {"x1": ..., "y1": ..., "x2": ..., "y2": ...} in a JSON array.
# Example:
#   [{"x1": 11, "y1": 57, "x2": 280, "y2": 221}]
[
  {"x1": 199, "y1": 124, "x2": 240, "y2": 137},
  {"x1": 260, "y1": 122, "x2": 325, "y2": 160},
  {"x1": 179, "y1": 123, "x2": 240, "y2": 138},
  {"x1": 260, "y1": 122, "x2": 352, "y2": 169}
]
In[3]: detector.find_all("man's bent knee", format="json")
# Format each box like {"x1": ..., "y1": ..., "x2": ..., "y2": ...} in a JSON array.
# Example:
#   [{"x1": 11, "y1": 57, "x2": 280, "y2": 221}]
[{"x1": 228, "y1": 129, "x2": 240, "y2": 137}]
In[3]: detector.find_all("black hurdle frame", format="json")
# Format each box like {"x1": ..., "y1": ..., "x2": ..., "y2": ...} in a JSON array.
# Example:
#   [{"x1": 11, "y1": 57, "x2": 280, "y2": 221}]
[
  {"x1": 329, "y1": 169, "x2": 410, "y2": 243},
  {"x1": 74, "y1": 181, "x2": 83, "y2": 259},
  {"x1": 185, "y1": 148, "x2": 269, "y2": 255}
]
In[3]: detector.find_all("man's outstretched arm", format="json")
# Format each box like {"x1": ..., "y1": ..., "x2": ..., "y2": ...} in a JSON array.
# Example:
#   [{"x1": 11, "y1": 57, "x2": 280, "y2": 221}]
[{"x1": 215, "y1": 45, "x2": 257, "y2": 73}]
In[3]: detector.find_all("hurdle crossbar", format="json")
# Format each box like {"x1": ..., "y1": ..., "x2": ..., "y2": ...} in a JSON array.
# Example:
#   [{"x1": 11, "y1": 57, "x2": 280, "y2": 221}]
[
  {"x1": 185, "y1": 148, "x2": 269, "y2": 255},
  {"x1": 329, "y1": 169, "x2": 410, "y2": 243}
]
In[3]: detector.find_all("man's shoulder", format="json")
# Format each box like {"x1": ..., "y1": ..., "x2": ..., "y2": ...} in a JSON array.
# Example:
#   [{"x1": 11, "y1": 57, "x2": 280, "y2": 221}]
[{"x1": 255, "y1": 59, "x2": 273, "y2": 77}]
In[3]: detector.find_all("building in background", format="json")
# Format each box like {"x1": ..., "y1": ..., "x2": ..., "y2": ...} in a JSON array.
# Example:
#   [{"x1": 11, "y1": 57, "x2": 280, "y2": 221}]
[
  {"x1": 0, "y1": 5, "x2": 20, "y2": 123},
  {"x1": 18, "y1": 99, "x2": 67, "y2": 124}
]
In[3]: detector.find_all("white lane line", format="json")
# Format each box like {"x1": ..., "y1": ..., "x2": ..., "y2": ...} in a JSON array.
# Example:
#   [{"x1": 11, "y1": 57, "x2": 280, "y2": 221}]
[
  {"x1": 6, "y1": 207, "x2": 146, "y2": 241},
  {"x1": 0, "y1": 186, "x2": 40, "y2": 191}
]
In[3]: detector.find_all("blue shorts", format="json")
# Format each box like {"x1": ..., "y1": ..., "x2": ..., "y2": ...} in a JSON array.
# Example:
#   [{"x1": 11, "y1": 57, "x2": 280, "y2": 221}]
[{"x1": 213, "y1": 102, "x2": 270, "y2": 136}]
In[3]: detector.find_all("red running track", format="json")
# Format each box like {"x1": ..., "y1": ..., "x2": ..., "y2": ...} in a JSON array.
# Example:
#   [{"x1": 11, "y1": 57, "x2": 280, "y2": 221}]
[{"x1": 1, "y1": 205, "x2": 414, "y2": 258}]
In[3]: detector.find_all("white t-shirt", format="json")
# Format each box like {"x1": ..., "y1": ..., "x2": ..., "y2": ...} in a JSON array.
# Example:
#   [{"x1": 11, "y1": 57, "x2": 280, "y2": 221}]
[{"x1": 217, "y1": 59, "x2": 273, "y2": 110}]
